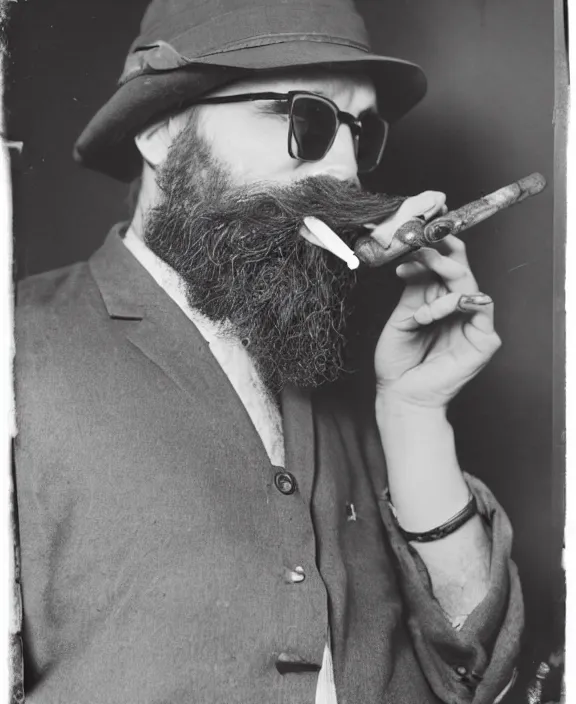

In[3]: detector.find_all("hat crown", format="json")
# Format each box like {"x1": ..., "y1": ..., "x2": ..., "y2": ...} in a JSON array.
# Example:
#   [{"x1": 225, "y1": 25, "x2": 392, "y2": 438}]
[
  {"x1": 75, "y1": 0, "x2": 427, "y2": 181},
  {"x1": 131, "y1": 0, "x2": 370, "y2": 56}
]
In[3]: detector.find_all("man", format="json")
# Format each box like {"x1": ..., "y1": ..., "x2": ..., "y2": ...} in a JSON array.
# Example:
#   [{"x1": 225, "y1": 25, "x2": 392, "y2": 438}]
[{"x1": 13, "y1": 0, "x2": 523, "y2": 702}]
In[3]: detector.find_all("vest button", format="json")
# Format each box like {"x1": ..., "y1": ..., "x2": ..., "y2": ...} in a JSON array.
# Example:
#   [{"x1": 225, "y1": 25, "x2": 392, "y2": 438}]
[
  {"x1": 274, "y1": 471, "x2": 297, "y2": 495},
  {"x1": 284, "y1": 566, "x2": 306, "y2": 584}
]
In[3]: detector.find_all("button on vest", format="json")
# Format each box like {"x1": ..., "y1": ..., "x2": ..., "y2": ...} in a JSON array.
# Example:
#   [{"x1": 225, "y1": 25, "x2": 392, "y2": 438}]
[{"x1": 274, "y1": 471, "x2": 297, "y2": 495}]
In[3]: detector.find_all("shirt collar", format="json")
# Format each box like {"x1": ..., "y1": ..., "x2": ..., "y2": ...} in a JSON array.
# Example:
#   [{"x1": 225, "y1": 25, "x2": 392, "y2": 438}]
[{"x1": 122, "y1": 226, "x2": 226, "y2": 346}]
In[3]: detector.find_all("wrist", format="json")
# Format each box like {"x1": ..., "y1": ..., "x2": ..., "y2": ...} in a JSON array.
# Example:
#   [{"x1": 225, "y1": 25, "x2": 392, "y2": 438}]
[
  {"x1": 375, "y1": 394, "x2": 470, "y2": 531},
  {"x1": 375, "y1": 391, "x2": 448, "y2": 430},
  {"x1": 390, "y1": 492, "x2": 478, "y2": 542}
]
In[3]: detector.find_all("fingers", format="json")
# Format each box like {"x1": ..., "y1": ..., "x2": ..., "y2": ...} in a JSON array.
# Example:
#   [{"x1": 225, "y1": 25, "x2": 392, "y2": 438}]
[
  {"x1": 395, "y1": 260, "x2": 447, "y2": 310},
  {"x1": 458, "y1": 295, "x2": 501, "y2": 358},
  {"x1": 411, "y1": 292, "x2": 494, "y2": 328},
  {"x1": 411, "y1": 246, "x2": 478, "y2": 294},
  {"x1": 400, "y1": 190, "x2": 447, "y2": 222},
  {"x1": 457, "y1": 293, "x2": 494, "y2": 332},
  {"x1": 406, "y1": 291, "x2": 499, "y2": 345},
  {"x1": 412, "y1": 291, "x2": 462, "y2": 327},
  {"x1": 396, "y1": 260, "x2": 447, "y2": 292},
  {"x1": 432, "y1": 235, "x2": 469, "y2": 267},
  {"x1": 396, "y1": 260, "x2": 429, "y2": 280},
  {"x1": 458, "y1": 294, "x2": 498, "y2": 353}
]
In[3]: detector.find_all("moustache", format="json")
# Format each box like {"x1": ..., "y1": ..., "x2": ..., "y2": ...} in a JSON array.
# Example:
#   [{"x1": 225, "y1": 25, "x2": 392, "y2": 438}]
[{"x1": 194, "y1": 175, "x2": 405, "y2": 254}]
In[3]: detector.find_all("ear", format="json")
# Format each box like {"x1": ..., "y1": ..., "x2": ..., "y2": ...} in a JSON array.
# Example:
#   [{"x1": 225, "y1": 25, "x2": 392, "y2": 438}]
[{"x1": 134, "y1": 115, "x2": 187, "y2": 169}]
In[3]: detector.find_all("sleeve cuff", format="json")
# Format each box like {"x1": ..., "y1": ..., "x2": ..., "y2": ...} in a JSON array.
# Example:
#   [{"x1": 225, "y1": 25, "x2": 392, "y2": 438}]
[{"x1": 377, "y1": 473, "x2": 524, "y2": 704}]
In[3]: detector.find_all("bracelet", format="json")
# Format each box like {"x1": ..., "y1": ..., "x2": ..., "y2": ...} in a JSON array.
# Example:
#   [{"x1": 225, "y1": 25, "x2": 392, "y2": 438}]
[{"x1": 393, "y1": 494, "x2": 478, "y2": 543}]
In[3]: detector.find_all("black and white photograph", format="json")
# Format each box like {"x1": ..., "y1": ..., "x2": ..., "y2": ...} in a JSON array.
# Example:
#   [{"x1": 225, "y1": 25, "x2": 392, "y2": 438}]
[{"x1": 1, "y1": 1, "x2": 570, "y2": 702}]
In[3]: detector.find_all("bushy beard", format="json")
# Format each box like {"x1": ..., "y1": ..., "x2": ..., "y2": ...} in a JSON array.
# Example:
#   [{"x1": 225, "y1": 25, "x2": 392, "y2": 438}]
[{"x1": 144, "y1": 121, "x2": 405, "y2": 392}]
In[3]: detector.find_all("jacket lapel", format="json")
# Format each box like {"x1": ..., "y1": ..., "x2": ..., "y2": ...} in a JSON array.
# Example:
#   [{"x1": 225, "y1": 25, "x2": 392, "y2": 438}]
[{"x1": 88, "y1": 227, "x2": 272, "y2": 465}]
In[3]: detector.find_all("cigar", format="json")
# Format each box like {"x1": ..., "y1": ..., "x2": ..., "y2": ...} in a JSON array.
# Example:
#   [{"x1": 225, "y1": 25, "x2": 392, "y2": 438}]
[{"x1": 354, "y1": 172, "x2": 547, "y2": 268}]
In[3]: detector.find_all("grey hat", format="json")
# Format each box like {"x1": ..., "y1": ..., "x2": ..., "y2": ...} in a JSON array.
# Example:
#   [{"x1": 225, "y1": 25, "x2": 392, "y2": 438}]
[{"x1": 74, "y1": 0, "x2": 427, "y2": 181}]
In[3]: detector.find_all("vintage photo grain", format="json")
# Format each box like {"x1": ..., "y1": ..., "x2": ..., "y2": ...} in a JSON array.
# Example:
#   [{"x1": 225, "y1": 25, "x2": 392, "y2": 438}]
[{"x1": 1, "y1": 1, "x2": 569, "y2": 702}]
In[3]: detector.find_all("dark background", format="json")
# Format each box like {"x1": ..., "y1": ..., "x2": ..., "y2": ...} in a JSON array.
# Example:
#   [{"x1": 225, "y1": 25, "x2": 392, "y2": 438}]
[{"x1": 4, "y1": 0, "x2": 563, "y2": 698}]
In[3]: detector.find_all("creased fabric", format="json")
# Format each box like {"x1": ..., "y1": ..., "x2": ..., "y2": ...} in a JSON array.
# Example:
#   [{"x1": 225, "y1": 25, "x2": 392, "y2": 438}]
[{"x1": 13, "y1": 227, "x2": 522, "y2": 703}]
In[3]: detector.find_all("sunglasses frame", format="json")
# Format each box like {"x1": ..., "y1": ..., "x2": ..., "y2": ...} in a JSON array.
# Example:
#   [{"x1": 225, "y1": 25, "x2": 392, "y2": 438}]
[{"x1": 189, "y1": 90, "x2": 390, "y2": 173}]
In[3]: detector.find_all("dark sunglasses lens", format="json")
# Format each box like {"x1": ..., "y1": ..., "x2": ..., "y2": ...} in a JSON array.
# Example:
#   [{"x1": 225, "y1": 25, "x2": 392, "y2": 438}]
[
  {"x1": 291, "y1": 96, "x2": 338, "y2": 161},
  {"x1": 357, "y1": 114, "x2": 388, "y2": 173}
]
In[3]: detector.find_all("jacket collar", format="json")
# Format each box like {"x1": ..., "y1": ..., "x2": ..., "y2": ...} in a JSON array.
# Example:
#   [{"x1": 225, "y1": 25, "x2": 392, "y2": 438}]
[
  {"x1": 88, "y1": 223, "x2": 222, "y2": 396},
  {"x1": 89, "y1": 223, "x2": 163, "y2": 320}
]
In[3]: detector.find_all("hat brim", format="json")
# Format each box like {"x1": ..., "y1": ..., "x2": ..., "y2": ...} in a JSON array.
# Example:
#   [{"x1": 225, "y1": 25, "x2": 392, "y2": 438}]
[{"x1": 74, "y1": 41, "x2": 427, "y2": 182}]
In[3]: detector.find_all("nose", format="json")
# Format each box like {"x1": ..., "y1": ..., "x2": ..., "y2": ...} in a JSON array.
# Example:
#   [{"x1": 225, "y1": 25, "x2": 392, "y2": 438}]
[{"x1": 305, "y1": 123, "x2": 360, "y2": 184}]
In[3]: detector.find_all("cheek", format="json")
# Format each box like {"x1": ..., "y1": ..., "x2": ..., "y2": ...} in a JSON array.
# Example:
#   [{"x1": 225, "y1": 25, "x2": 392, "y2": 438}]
[{"x1": 202, "y1": 112, "x2": 302, "y2": 184}]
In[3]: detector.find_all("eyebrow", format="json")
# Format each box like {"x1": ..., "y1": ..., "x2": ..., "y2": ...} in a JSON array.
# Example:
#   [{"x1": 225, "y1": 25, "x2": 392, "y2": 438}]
[
  {"x1": 314, "y1": 87, "x2": 378, "y2": 117},
  {"x1": 236, "y1": 90, "x2": 378, "y2": 120},
  {"x1": 358, "y1": 105, "x2": 379, "y2": 118}
]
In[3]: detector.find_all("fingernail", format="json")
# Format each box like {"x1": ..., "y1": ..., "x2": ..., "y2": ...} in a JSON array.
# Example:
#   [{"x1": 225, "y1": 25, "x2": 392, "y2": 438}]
[{"x1": 457, "y1": 293, "x2": 493, "y2": 311}]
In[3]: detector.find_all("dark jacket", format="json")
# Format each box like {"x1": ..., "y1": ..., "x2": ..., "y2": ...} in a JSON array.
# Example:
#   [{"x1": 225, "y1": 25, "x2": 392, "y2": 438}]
[{"x1": 14, "y1": 228, "x2": 523, "y2": 704}]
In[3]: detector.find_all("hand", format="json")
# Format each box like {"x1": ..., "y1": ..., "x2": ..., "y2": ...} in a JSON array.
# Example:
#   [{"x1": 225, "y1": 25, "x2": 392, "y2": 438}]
[{"x1": 374, "y1": 235, "x2": 501, "y2": 410}]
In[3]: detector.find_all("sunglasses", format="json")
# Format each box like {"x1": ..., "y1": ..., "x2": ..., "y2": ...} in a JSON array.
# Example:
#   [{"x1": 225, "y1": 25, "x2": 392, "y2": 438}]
[{"x1": 190, "y1": 91, "x2": 390, "y2": 173}]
